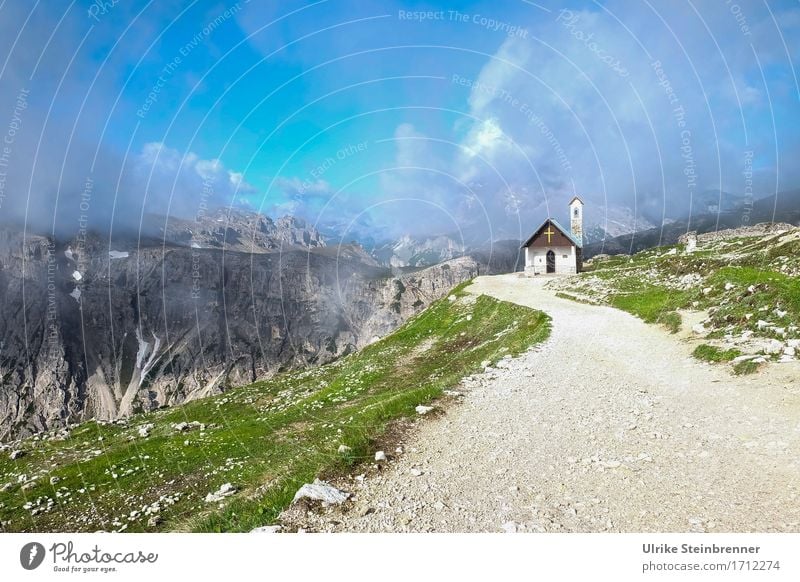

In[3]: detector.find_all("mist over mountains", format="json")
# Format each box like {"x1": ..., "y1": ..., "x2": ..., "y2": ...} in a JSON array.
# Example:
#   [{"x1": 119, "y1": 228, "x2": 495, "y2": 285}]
[
  {"x1": 0, "y1": 206, "x2": 526, "y2": 439},
  {"x1": 584, "y1": 189, "x2": 800, "y2": 257}
]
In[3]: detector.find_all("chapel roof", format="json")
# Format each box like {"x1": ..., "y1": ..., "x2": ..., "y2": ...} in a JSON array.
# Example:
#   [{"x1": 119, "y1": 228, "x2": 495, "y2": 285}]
[{"x1": 520, "y1": 218, "x2": 582, "y2": 249}]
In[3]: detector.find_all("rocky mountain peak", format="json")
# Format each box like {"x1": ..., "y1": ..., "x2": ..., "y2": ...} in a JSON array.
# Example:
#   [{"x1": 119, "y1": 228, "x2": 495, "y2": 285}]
[{"x1": 152, "y1": 208, "x2": 325, "y2": 253}]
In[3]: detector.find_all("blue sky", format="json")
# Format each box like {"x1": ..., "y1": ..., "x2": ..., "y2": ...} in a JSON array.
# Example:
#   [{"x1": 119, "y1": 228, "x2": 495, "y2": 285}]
[{"x1": 0, "y1": 0, "x2": 798, "y2": 241}]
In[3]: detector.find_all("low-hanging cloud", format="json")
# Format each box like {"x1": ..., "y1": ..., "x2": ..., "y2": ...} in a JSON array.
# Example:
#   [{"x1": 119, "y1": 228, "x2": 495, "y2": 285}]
[{"x1": 0, "y1": 3, "x2": 256, "y2": 239}]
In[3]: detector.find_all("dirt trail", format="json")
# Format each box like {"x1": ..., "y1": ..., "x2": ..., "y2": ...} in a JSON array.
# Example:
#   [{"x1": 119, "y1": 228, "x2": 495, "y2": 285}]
[{"x1": 284, "y1": 274, "x2": 800, "y2": 532}]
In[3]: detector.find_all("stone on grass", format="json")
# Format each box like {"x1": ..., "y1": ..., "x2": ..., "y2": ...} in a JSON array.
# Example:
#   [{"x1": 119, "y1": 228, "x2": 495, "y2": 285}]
[
  {"x1": 337, "y1": 444, "x2": 352, "y2": 454},
  {"x1": 415, "y1": 405, "x2": 434, "y2": 415},
  {"x1": 292, "y1": 479, "x2": 350, "y2": 506},
  {"x1": 172, "y1": 421, "x2": 204, "y2": 433},
  {"x1": 204, "y1": 482, "x2": 236, "y2": 503}
]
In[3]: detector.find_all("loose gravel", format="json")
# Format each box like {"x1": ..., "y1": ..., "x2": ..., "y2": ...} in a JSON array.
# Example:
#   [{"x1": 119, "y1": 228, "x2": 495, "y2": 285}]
[{"x1": 280, "y1": 274, "x2": 800, "y2": 532}]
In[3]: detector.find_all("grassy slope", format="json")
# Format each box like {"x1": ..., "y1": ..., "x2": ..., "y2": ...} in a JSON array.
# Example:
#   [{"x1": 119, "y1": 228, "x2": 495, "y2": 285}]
[
  {"x1": 561, "y1": 231, "x2": 800, "y2": 370},
  {"x1": 0, "y1": 283, "x2": 550, "y2": 533}
]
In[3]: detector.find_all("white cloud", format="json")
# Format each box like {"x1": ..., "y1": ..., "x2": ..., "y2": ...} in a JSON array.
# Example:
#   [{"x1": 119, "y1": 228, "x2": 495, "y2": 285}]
[
  {"x1": 468, "y1": 36, "x2": 531, "y2": 115},
  {"x1": 132, "y1": 142, "x2": 257, "y2": 219}
]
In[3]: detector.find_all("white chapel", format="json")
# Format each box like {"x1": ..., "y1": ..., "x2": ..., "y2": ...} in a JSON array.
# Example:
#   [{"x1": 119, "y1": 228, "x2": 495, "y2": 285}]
[{"x1": 522, "y1": 197, "x2": 584, "y2": 275}]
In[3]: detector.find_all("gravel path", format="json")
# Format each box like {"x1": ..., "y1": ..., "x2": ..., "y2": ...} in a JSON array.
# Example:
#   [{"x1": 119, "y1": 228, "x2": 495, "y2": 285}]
[{"x1": 283, "y1": 274, "x2": 800, "y2": 532}]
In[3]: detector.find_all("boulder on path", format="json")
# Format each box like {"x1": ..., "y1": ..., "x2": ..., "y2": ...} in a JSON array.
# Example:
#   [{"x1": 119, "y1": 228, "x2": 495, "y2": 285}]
[
  {"x1": 415, "y1": 405, "x2": 434, "y2": 415},
  {"x1": 292, "y1": 479, "x2": 350, "y2": 506}
]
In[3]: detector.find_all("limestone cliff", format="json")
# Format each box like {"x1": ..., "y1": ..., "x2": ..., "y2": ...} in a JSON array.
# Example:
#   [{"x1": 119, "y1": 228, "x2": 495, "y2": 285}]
[{"x1": 0, "y1": 220, "x2": 511, "y2": 439}]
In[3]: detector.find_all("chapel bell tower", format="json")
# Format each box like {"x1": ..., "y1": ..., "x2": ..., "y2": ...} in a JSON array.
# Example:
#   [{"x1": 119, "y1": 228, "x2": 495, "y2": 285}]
[{"x1": 569, "y1": 196, "x2": 584, "y2": 246}]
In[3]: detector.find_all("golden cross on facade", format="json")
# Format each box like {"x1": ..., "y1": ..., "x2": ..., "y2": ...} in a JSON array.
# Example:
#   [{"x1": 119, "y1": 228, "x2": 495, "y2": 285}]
[{"x1": 543, "y1": 225, "x2": 555, "y2": 244}]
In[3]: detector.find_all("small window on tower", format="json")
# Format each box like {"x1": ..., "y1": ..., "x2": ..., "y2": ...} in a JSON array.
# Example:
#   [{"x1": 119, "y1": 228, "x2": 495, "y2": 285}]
[{"x1": 573, "y1": 208, "x2": 579, "y2": 217}]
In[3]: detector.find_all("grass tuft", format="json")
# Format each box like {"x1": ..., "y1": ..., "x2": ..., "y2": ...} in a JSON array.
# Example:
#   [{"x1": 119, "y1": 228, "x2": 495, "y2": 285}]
[
  {"x1": 692, "y1": 344, "x2": 741, "y2": 363},
  {"x1": 733, "y1": 359, "x2": 761, "y2": 375},
  {"x1": 609, "y1": 282, "x2": 686, "y2": 333}
]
